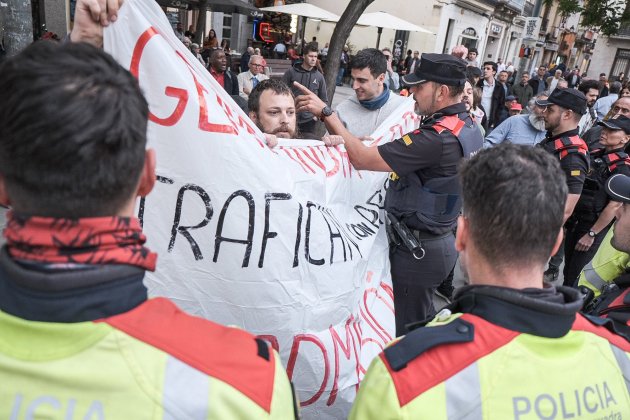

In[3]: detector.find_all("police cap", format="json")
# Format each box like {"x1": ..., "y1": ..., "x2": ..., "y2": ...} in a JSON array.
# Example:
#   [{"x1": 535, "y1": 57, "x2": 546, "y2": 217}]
[
  {"x1": 535, "y1": 88, "x2": 587, "y2": 115},
  {"x1": 402, "y1": 53, "x2": 467, "y2": 87},
  {"x1": 606, "y1": 173, "x2": 630, "y2": 204},
  {"x1": 597, "y1": 115, "x2": 630, "y2": 134}
]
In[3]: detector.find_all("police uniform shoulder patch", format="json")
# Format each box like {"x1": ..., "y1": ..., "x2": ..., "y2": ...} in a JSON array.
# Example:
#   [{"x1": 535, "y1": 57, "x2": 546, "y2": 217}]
[
  {"x1": 571, "y1": 170, "x2": 581, "y2": 176},
  {"x1": 383, "y1": 318, "x2": 474, "y2": 371},
  {"x1": 402, "y1": 134, "x2": 413, "y2": 146}
]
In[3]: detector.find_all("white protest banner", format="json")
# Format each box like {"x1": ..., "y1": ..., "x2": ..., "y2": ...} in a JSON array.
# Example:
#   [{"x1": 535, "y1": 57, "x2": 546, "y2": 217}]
[{"x1": 105, "y1": 1, "x2": 418, "y2": 417}]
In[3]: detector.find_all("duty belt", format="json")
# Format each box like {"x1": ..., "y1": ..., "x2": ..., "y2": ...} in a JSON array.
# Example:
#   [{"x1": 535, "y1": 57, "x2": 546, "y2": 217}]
[{"x1": 410, "y1": 229, "x2": 453, "y2": 241}]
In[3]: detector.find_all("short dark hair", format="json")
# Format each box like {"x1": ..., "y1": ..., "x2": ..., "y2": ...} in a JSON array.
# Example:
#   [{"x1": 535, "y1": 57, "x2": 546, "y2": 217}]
[
  {"x1": 466, "y1": 66, "x2": 482, "y2": 79},
  {"x1": 303, "y1": 43, "x2": 318, "y2": 55},
  {"x1": 483, "y1": 61, "x2": 498, "y2": 73},
  {"x1": 350, "y1": 48, "x2": 386, "y2": 78},
  {"x1": 610, "y1": 81, "x2": 622, "y2": 94},
  {"x1": 209, "y1": 48, "x2": 225, "y2": 60},
  {"x1": 0, "y1": 41, "x2": 149, "y2": 218},
  {"x1": 578, "y1": 79, "x2": 600, "y2": 95},
  {"x1": 468, "y1": 48, "x2": 478, "y2": 54},
  {"x1": 460, "y1": 144, "x2": 567, "y2": 268},
  {"x1": 248, "y1": 78, "x2": 294, "y2": 114}
]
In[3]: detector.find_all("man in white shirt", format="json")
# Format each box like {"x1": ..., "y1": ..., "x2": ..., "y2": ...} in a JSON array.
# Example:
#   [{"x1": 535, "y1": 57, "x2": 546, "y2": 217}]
[
  {"x1": 577, "y1": 79, "x2": 600, "y2": 137},
  {"x1": 237, "y1": 55, "x2": 269, "y2": 100}
]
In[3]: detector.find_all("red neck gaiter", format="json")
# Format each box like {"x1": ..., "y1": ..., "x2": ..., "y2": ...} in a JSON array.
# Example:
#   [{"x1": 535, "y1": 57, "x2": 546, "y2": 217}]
[{"x1": 4, "y1": 212, "x2": 157, "y2": 271}]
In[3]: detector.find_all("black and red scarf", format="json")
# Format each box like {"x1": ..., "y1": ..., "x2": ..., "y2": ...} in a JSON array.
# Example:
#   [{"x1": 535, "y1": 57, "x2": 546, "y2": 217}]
[{"x1": 4, "y1": 212, "x2": 157, "y2": 271}]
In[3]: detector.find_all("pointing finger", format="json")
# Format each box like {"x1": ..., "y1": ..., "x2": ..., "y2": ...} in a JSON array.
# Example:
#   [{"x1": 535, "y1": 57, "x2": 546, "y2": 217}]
[{"x1": 293, "y1": 81, "x2": 311, "y2": 95}]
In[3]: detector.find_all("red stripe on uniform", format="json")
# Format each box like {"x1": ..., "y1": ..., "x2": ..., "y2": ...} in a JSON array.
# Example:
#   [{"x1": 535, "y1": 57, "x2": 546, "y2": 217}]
[
  {"x1": 571, "y1": 313, "x2": 630, "y2": 352},
  {"x1": 381, "y1": 313, "x2": 520, "y2": 407},
  {"x1": 100, "y1": 298, "x2": 276, "y2": 412}
]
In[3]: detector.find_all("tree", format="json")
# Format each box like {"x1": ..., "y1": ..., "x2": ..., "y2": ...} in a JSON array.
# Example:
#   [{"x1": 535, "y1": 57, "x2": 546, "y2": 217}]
[
  {"x1": 544, "y1": 0, "x2": 630, "y2": 36},
  {"x1": 581, "y1": 0, "x2": 630, "y2": 36},
  {"x1": 322, "y1": 0, "x2": 375, "y2": 103},
  {"x1": 194, "y1": 0, "x2": 208, "y2": 45},
  {"x1": 5, "y1": 0, "x2": 33, "y2": 55}
]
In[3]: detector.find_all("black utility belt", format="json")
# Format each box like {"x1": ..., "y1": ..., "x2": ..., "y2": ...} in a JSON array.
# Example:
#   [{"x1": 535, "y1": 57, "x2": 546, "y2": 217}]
[{"x1": 410, "y1": 229, "x2": 453, "y2": 241}]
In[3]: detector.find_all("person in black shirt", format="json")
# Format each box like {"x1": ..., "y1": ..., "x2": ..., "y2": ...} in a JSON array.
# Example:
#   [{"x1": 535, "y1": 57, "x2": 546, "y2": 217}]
[
  {"x1": 292, "y1": 53, "x2": 483, "y2": 336},
  {"x1": 536, "y1": 88, "x2": 590, "y2": 281}
]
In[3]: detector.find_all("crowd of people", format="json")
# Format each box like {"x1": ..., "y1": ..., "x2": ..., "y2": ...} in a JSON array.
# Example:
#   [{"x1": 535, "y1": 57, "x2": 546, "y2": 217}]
[{"x1": 0, "y1": 0, "x2": 629, "y2": 417}]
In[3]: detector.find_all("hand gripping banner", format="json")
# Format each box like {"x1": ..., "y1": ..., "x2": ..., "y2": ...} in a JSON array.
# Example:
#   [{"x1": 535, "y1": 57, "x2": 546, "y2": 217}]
[{"x1": 105, "y1": 2, "x2": 418, "y2": 417}]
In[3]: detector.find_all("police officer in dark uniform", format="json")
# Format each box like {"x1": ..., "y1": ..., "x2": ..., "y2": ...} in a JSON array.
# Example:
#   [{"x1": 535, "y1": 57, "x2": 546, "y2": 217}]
[
  {"x1": 293, "y1": 54, "x2": 483, "y2": 337},
  {"x1": 563, "y1": 116, "x2": 630, "y2": 286},
  {"x1": 535, "y1": 89, "x2": 590, "y2": 281}
]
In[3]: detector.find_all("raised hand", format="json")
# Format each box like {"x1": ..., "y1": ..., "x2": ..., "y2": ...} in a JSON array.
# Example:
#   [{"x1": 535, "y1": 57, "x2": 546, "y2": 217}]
[
  {"x1": 293, "y1": 81, "x2": 327, "y2": 119},
  {"x1": 70, "y1": 0, "x2": 123, "y2": 47}
]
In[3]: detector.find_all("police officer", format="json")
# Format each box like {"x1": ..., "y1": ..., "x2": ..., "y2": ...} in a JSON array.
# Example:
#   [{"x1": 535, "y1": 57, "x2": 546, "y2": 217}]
[
  {"x1": 535, "y1": 88, "x2": 590, "y2": 281},
  {"x1": 294, "y1": 54, "x2": 483, "y2": 336},
  {"x1": 563, "y1": 116, "x2": 630, "y2": 286},
  {"x1": 0, "y1": 41, "x2": 297, "y2": 417},
  {"x1": 349, "y1": 144, "x2": 630, "y2": 419}
]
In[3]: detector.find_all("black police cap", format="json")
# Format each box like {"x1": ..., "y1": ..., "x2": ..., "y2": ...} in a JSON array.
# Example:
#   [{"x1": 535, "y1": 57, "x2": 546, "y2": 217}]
[
  {"x1": 535, "y1": 88, "x2": 587, "y2": 115},
  {"x1": 597, "y1": 115, "x2": 630, "y2": 134},
  {"x1": 402, "y1": 53, "x2": 467, "y2": 87},
  {"x1": 606, "y1": 173, "x2": 630, "y2": 204}
]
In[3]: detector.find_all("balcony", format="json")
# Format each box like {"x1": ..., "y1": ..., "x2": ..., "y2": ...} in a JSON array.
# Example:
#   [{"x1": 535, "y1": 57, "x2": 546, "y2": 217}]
[
  {"x1": 539, "y1": 18, "x2": 549, "y2": 34},
  {"x1": 502, "y1": 0, "x2": 525, "y2": 13},
  {"x1": 612, "y1": 23, "x2": 630, "y2": 39}
]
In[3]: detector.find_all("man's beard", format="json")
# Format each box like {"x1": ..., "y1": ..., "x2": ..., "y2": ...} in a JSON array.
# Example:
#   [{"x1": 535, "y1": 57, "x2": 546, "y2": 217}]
[
  {"x1": 529, "y1": 113, "x2": 546, "y2": 131},
  {"x1": 257, "y1": 121, "x2": 295, "y2": 138}
]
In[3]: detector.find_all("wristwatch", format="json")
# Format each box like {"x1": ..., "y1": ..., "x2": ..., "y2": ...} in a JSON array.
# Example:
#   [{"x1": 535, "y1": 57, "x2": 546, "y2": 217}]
[
  {"x1": 588, "y1": 230, "x2": 596, "y2": 238},
  {"x1": 320, "y1": 105, "x2": 333, "y2": 121}
]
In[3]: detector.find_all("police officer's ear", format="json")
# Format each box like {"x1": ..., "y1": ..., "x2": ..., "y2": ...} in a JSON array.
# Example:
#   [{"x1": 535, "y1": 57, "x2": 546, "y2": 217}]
[
  {"x1": 136, "y1": 149, "x2": 156, "y2": 198},
  {"x1": 0, "y1": 174, "x2": 10, "y2": 208},
  {"x1": 549, "y1": 229, "x2": 564, "y2": 260},
  {"x1": 454, "y1": 215, "x2": 468, "y2": 253}
]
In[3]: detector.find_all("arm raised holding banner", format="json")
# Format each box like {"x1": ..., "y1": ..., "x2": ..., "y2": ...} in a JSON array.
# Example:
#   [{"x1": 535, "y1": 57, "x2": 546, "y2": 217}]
[
  {"x1": 70, "y1": 0, "x2": 122, "y2": 46},
  {"x1": 294, "y1": 81, "x2": 393, "y2": 172}
]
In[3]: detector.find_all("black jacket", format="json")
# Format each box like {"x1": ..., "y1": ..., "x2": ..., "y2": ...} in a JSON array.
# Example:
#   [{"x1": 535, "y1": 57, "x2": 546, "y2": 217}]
[
  {"x1": 223, "y1": 70, "x2": 239, "y2": 96},
  {"x1": 476, "y1": 78, "x2": 506, "y2": 127},
  {"x1": 282, "y1": 63, "x2": 328, "y2": 124}
]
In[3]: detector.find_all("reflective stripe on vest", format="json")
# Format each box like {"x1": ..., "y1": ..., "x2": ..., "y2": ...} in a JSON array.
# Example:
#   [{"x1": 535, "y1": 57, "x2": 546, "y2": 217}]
[
  {"x1": 582, "y1": 260, "x2": 608, "y2": 291},
  {"x1": 445, "y1": 362, "x2": 482, "y2": 419},
  {"x1": 610, "y1": 344, "x2": 630, "y2": 395},
  {"x1": 163, "y1": 355, "x2": 210, "y2": 419},
  {"x1": 433, "y1": 115, "x2": 466, "y2": 137},
  {"x1": 553, "y1": 135, "x2": 588, "y2": 160},
  {"x1": 602, "y1": 151, "x2": 630, "y2": 173}
]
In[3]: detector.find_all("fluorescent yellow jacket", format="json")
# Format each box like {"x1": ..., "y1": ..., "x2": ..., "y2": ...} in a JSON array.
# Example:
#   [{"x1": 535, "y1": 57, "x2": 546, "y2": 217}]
[
  {"x1": 350, "y1": 285, "x2": 630, "y2": 419},
  {"x1": 0, "y1": 298, "x2": 296, "y2": 419},
  {"x1": 579, "y1": 227, "x2": 630, "y2": 296}
]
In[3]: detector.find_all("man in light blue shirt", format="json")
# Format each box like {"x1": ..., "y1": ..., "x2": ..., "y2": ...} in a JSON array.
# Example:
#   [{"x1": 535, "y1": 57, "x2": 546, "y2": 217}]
[
  {"x1": 594, "y1": 81, "x2": 621, "y2": 121},
  {"x1": 484, "y1": 92, "x2": 548, "y2": 147}
]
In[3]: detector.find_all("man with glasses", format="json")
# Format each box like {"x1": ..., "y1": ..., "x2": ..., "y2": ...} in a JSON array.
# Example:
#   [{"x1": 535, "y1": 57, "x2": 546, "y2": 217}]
[
  {"x1": 536, "y1": 88, "x2": 590, "y2": 282},
  {"x1": 237, "y1": 55, "x2": 269, "y2": 100}
]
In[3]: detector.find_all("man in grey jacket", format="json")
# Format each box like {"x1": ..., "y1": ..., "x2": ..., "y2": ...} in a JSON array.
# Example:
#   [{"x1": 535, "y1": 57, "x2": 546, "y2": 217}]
[
  {"x1": 335, "y1": 48, "x2": 409, "y2": 139},
  {"x1": 282, "y1": 43, "x2": 328, "y2": 138}
]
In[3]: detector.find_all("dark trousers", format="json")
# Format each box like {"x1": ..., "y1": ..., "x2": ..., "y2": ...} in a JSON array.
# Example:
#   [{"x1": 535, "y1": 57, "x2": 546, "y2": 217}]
[
  {"x1": 298, "y1": 119, "x2": 322, "y2": 140},
  {"x1": 548, "y1": 240, "x2": 565, "y2": 272},
  {"x1": 563, "y1": 217, "x2": 610, "y2": 287},
  {"x1": 390, "y1": 233, "x2": 457, "y2": 337}
]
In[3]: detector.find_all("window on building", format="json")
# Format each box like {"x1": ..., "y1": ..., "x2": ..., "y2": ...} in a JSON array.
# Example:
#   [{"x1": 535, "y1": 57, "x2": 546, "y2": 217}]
[
  {"x1": 222, "y1": 15, "x2": 232, "y2": 40},
  {"x1": 610, "y1": 49, "x2": 630, "y2": 81}
]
